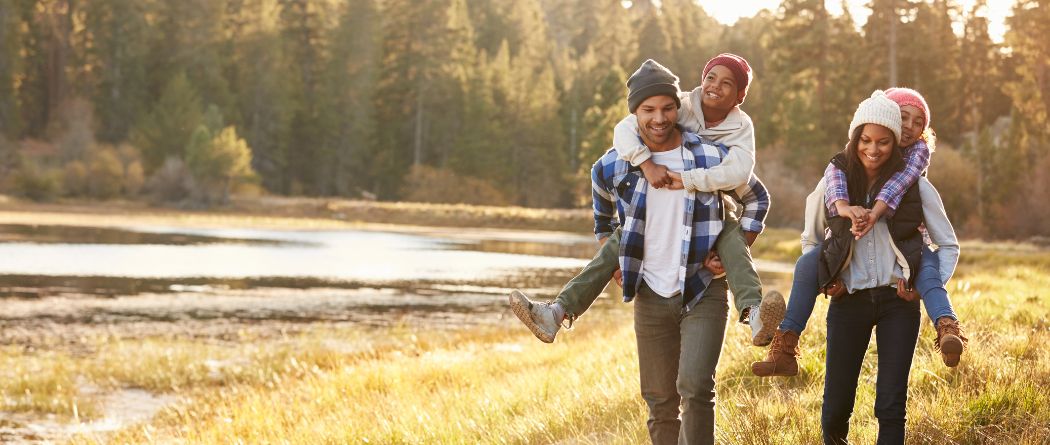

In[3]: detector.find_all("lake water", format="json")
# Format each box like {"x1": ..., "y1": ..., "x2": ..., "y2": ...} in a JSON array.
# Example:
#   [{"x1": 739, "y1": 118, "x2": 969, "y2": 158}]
[{"x1": 0, "y1": 224, "x2": 593, "y2": 284}]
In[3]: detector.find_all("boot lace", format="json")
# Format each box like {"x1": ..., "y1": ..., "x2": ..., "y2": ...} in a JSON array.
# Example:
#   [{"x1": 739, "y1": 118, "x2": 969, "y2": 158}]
[
  {"x1": 935, "y1": 319, "x2": 968, "y2": 351},
  {"x1": 771, "y1": 331, "x2": 800, "y2": 357}
]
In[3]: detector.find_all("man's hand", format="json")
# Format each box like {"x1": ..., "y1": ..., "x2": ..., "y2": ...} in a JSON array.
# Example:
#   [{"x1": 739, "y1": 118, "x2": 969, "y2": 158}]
[
  {"x1": 666, "y1": 171, "x2": 684, "y2": 190},
  {"x1": 744, "y1": 231, "x2": 759, "y2": 247},
  {"x1": 640, "y1": 159, "x2": 672, "y2": 189},
  {"x1": 896, "y1": 278, "x2": 919, "y2": 302},
  {"x1": 703, "y1": 251, "x2": 725, "y2": 276},
  {"x1": 612, "y1": 269, "x2": 623, "y2": 287},
  {"x1": 825, "y1": 278, "x2": 847, "y2": 299}
]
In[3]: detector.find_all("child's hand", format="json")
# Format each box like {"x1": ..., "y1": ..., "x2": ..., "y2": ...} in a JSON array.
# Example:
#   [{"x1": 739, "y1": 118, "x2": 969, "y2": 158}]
[
  {"x1": 852, "y1": 221, "x2": 875, "y2": 239},
  {"x1": 853, "y1": 205, "x2": 886, "y2": 239},
  {"x1": 841, "y1": 206, "x2": 871, "y2": 237},
  {"x1": 825, "y1": 279, "x2": 847, "y2": 300},
  {"x1": 666, "y1": 171, "x2": 684, "y2": 190},
  {"x1": 896, "y1": 278, "x2": 919, "y2": 302},
  {"x1": 641, "y1": 161, "x2": 673, "y2": 189},
  {"x1": 703, "y1": 251, "x2": 725, "y2": 276},
  {"x1": 612, "y1": 269, "x2": 623, "y2": 288}
]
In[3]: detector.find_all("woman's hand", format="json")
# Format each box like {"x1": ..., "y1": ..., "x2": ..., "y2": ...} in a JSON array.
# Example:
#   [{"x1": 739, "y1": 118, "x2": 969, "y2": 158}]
[
  {"x1": 612, "y1": 269, "x2": 623, "y2": 287},
  {"x1": 896, "y1": 278, "x2": 919, "y2": 302}
]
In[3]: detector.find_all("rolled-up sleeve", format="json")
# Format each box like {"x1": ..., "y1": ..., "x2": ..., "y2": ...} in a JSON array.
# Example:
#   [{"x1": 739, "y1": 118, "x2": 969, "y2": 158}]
[
  {"x1": 591, "y1": 160, "x2": 617, "y2": 241},
  {"x1": 725, "y1": 173, "x2": 769, "y2": 234}
]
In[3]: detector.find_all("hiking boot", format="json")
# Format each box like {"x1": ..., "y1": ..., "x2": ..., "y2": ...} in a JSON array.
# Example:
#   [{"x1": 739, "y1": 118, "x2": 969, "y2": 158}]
[
  {"x1": 509, "y1": 290, "x2": 561, "y2": 343},
  {"x1": 751, "y1": 329, "x2": 800, "y2": 377},
  {"x1": 748, "y1": 290, "x2": 786, "y2": 346},
  {"x1": 935, "y1": 317, "x2": 968, "y2": 367}
]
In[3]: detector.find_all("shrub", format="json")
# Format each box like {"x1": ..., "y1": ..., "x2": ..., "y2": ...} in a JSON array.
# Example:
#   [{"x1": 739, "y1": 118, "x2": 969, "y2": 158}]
[
  {"x1": 755, "y1": 151, "x2": 813, "y2": 230},
  {"x1": 144, "y1": 157, "x2": 197, "y2": 204},
  {"x1": 927, "y1": 145, "x2": 979, "y2": 235},
  {"x1": 86, "y1": 147, "x2": 124, "y2": 199},
  {"x1": 61, "y1": 160, "x2": 89, "y2": 196},
  {"x1": 124, "y1": 160, "x2": 145, "y2": 196},
  {"x1": 12, "y1": 159, "x2": 60, "y2": 201},
  {"x1": 400, "y1": 165, "x2": 509, "y2": 206}
]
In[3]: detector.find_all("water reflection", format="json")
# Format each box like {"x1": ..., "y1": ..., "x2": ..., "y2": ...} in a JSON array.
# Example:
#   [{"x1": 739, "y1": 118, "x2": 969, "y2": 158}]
[
  {"x1": 0, "y1": 224, "x2": 295, "y2": 246},
  {"x1": 0, "y1": 225, "x2": 590, "y2": 295}
]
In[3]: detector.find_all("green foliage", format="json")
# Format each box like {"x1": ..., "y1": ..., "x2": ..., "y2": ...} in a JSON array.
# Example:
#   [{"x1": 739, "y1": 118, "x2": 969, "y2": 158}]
[
  {"x1": 185, "y1": 125, "x2": 257, "y2": 204},
  {"x1": 0, "y1": 0, "x2": 1045, "y2": 234},
  {"x1": 927, "y1": 145, "x2": 978, "y2": 231},
  {"x1": 131, "y1": 72, "x2": 203, "y2": 172},
  {"x1": 12, "y1": 158, "x2": 60, "y2": 202},
  {"x1": 83, "y1": 0, "x2": 149, "y2": 143},
  {"x1": 85, "y1": 147, "x2": 124, "y2": 199},
  {"x1": 0, "y1": 1, "x2": 22, "y2": 138}
]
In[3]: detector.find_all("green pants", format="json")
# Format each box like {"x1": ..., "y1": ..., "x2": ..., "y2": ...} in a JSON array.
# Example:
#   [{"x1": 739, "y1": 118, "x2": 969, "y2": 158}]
[{"x1": 555, "y1": 212, "x2": 762, "y2": 322}]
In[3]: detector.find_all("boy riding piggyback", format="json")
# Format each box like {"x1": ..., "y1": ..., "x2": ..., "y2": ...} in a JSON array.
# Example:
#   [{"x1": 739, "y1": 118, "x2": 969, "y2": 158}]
[{"x1": 511, "y1": 54, "x2": 785, "y2": 348}]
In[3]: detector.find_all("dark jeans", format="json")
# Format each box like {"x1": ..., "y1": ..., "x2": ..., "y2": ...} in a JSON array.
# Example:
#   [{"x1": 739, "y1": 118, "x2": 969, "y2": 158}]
[
  {"x1": 780, "y1": 244, "x2": 955, "y2": 334},
  {"x1": 821, "y1": 286, "x2": 920, "y2": 445}
]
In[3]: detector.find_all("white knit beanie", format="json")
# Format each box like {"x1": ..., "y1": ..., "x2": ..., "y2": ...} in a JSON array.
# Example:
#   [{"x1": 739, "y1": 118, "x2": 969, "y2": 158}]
[{"x1": 848, "y1": 90, "x2": 902, "y2": 144}]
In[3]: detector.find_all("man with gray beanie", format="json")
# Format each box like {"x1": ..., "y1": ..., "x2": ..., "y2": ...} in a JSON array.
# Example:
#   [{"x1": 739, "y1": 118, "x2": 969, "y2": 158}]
[{"x1": 590, "y1": 59, "x2": 769, "y2": 444}]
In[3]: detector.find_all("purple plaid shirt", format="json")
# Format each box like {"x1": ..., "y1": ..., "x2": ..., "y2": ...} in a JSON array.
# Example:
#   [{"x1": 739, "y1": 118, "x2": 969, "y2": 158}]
[{"x1": 825, "y1": 139, "x2": 931, "y2": 217}]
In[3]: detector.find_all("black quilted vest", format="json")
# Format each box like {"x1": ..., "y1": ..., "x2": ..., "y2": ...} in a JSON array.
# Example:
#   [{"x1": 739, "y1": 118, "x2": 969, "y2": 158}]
[{"x1": 817, "y1": 153, "x2": 924, "y2": 295}]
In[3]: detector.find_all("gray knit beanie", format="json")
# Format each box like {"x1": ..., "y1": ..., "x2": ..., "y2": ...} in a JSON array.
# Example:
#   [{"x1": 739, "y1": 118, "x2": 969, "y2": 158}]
[
  {"x1": 627, "y1": 59, "x2": 681, "y2": 113},
  {"x1": 848, "y1": 90, "x2": 902, "y2": 144}
]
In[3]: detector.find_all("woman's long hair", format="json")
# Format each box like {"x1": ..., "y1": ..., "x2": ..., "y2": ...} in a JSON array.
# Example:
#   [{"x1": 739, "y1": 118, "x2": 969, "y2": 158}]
[{"x1": 843, "y1": 124, "x2": 904, "y2": 207}]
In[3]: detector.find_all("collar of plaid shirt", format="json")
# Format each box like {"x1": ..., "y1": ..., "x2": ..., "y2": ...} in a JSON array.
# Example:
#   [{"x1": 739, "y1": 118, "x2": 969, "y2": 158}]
[{"x1": 608, "y1": 131, "x2": 728, "y2": 313}]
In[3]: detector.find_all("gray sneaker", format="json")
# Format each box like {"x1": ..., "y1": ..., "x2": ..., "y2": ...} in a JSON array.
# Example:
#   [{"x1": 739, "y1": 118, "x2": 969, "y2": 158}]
[
  {"x1": 749, "y1": 290, "x2": 786, "y2": 346},
  {"x1": 509, "y1": 290, "x2": 560, "y2": 343}
]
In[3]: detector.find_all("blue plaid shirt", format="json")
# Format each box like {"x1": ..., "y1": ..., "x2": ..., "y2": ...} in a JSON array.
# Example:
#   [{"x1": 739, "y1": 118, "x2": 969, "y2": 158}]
[{"x1": 591, "y1": 131, "x2": 770, "y2": 312}]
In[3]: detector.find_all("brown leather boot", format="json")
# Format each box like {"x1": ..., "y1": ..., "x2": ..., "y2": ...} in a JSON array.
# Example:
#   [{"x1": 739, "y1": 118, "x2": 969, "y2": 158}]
[
  {"x1": 751, "y1": 329, "x2": 800, "y2": 377},
  {"x1": 935, "y1": 317, "x2": 968, "y2": 367}
]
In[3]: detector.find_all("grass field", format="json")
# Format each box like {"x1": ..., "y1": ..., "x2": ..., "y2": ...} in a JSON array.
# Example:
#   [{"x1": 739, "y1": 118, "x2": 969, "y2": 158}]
[{"x1": 1, "y1": 203, "x2": 1048, "y2": 444}]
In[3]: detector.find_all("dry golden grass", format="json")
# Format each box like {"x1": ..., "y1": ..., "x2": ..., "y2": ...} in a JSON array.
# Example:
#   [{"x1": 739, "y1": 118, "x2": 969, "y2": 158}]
[
  {"x1": 0, "y1": 203, "x2": 1047, "y2": 443},
  {"x1": 1, "y1": 252, "x2": 1028, "y2": 444}
]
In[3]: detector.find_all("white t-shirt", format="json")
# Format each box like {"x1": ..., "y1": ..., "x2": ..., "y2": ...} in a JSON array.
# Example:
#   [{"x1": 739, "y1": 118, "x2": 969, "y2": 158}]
[{"x1": 642, "y1": 147, "x2": 687, "y2": 298}]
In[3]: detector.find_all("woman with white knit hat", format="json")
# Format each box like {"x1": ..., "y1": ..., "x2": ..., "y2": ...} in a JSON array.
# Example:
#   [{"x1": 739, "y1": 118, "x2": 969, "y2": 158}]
[
  {"x1": 753, "y1": 86, "x2": 967, "y2": 379},
  {"x1": 762, "y1": 91, "x2": 960, "y2": 444}
]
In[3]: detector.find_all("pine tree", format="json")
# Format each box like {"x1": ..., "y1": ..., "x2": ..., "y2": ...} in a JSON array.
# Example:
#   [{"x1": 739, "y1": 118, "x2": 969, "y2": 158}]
[
  {"x1": 324, "y1": 0, "x2": 379, "y2": 196},
  {"x1": 0, "y1": 0, "x2": 22, "y2": 138},
  {"x1": 662, "y1": 0, "x2": 722, "y2": 86},
  {"x1": 222, "y1": 0, "x2": 294, "y2": 194},
  {"x1": 863, "y1": 0, "x2": 911, "y2": 90},
  {"x1": 767, "y1": 0, "x2": 837, "y2": 169},
  {"x1": 148, "y1": 0, "x2": 232, "y2": 114},
  {"x1": 899, "y1": 0, "x2": 961, "y2": 144},
  {"x1": 1003, "y1": 0, "x2": 1050, "y2": 151},
  {"x1": 83, "y1": 0, "x2": 149, "y2": 143},
  {"x1": 635, "y1": 8, "x2": 672, "y2": 69},
  {"x1": 16, "y1": 0, "x2": 65, "y2": 137},
  {"x1": 278, "y1": 0, "x2": 333, "y2": 195},
  {"x1": 131, "y1": 72, "x2": 203, "y2": 172}
]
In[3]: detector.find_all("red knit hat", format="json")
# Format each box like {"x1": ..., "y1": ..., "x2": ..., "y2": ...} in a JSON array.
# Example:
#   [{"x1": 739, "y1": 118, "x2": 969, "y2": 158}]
[
  {"x1": 885, "y1": 87, "x2": 930, "y2": 131},
  {"x1": 702, "y1": 53, "x2": 753, "y2": 104}
]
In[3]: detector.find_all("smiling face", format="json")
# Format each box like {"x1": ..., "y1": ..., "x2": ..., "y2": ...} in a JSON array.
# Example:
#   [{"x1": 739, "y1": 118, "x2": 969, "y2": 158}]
[
  {"x1": 635, "y1": 94, "x2": 679, "y2": 150},
  {"x1": 700, "y1": 65, "x2": 739, "y2": 113},
  {"x1": 856, "y1": 124, "x2": 896, "y2": 176},
  {"x1": 899, "y1": 105, "x2": 925, "y2": 147}
]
